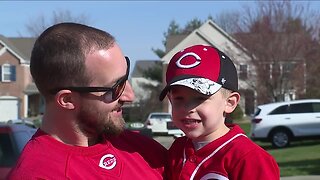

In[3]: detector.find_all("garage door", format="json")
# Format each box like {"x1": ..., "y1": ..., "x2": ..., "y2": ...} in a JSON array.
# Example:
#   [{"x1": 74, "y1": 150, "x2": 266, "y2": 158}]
[{"x1": 0, "y1": 96, "x2": 19, "y2": 123}]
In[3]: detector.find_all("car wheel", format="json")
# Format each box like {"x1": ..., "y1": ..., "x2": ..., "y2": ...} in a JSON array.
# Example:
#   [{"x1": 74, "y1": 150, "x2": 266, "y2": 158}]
[{"x1": 271, "y1": 129, "x2": 291, "y2": 148}]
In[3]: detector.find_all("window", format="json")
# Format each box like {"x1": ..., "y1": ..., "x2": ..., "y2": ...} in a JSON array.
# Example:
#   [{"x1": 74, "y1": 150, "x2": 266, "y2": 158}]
[
  {"x1": 289, "y1": 103, "x2": 313, "y2": 113},
  {"x1": 0, "y1": 64, "x2": 16, "y2": 82},
  {"x1": 270, "y1": 105, "x2": 289, "y2": 115},
  {"x1": 150, "y1": 114, "x2": 172, "y2": 119},
  {"x1": 239, "y1": 64, "x2": 248, "y2": 79},
  {"x1": 272, "y1": 63, "x2": 281, "y2": 78},
  {"x1": 263, "y1": 64, "x2": 272, "y2": 79},
  {"x1": 283, "y1": 62, "x2": 294, "y2": 74},
  {"x1": 253, "y1": 108, "x2": 262, "y2": 116},
  {"x1": 13, "y1": 131, "x2": 36, "y2": 152},
  {"x1": 312, "y1": 103, "x2": 320, "y2": 113}
]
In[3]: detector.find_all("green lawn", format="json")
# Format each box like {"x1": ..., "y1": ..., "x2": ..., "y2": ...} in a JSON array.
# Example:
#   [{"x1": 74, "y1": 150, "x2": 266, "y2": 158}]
[{"x1": 237, "y1": 122, "x2": 320, "y2": 177}]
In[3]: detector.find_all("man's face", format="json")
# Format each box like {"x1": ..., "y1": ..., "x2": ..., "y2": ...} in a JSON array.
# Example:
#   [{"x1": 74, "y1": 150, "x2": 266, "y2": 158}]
[
  {"x1": 77, "y1": 101, "x2": 125, "y2": 137},
  {"x1": 76, "y1": 44, "x2": 135, "y2": 138}
]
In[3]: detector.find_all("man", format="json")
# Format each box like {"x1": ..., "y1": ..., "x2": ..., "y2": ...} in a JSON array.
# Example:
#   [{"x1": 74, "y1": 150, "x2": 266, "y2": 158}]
[{"x1": 8, "y1": 23, "x2": 167, "y2": 179}]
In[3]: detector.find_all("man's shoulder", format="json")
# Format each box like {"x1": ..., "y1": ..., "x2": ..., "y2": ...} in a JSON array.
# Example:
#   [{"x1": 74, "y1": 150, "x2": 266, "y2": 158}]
[
  {"x1": 172, "y1": 136, "x2": 188, "y2": 144},
  {"x1": 8, "y1": 140, "x2": 62, "y2": 179},
  {"x1": 169, "y1": 136, "x2": 188, "y2": 151},
  {"x1": 12, "y1": 131, "x2": 69, "y2": 168},
  {"x1": 110, "y1": 130, "x2": 167, "y2": 170}
]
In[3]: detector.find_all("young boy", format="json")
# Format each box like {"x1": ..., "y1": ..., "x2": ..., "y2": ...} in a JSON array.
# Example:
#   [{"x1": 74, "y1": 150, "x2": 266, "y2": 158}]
[{"x1": 159, "y1": 45, "x2": 280, "y2": 180}]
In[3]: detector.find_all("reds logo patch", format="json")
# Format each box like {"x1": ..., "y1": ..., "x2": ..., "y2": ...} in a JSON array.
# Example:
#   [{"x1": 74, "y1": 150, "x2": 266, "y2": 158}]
[{"x1": 99, "y1": 154, "x2": 117, "y2": 170}]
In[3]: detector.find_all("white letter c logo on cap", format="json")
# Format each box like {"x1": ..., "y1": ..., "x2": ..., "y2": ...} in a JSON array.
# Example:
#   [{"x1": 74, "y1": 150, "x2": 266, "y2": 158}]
[{"x1": 176, "y1": 52, "x2": 201, "y2": 69}]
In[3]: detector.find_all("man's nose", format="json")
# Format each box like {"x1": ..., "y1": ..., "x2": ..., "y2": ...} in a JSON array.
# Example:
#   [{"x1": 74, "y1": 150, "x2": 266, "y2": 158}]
[{"x1": 119, "y1": 81, "x2": 135, "y2": 102}]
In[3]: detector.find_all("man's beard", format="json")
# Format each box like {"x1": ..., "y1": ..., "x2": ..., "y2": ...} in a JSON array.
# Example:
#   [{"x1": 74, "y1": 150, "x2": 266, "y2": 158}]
[{"x1": 77, "y1": 104, "x2": 126, "y2": 139}]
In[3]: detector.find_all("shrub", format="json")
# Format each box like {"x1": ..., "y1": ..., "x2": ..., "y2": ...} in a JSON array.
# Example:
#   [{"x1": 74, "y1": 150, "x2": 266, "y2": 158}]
[{"x1": 226, "y1": 105, "x2": 244, "y2": 122}]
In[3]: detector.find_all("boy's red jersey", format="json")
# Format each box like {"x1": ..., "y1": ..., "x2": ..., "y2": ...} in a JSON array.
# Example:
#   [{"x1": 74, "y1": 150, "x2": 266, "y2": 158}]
[{"x1": 167, "y1": 125, "x2": 280, "y2": 180}]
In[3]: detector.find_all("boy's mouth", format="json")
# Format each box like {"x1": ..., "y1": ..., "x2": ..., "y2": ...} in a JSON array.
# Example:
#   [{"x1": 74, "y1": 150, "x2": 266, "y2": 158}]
[{"x1": 182, "y1": 119, "x2": 201, "y2": 124}]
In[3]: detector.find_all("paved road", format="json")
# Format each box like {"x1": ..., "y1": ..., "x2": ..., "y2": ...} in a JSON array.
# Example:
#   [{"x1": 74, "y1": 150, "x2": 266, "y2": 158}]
[
  {"x1": 153, "y1": 135, "x2": 175, "y2": 149},
  {"x1": 152, "y1": 135, "x2": 320, "y2": 180}
]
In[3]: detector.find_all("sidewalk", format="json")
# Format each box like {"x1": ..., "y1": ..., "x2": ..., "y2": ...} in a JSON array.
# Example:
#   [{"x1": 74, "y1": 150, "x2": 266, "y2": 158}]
[{"x1": 281, "y1": 175, "x2": 320, "y2": 180}]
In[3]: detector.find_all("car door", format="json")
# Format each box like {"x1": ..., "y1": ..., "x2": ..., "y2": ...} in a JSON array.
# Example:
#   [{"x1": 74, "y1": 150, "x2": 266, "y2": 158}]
[
  {"x1": 150, "y1": 114, "x2": 171, "y2": 133},
  {"x1": 288, "y1": 102, "x2": 320, "y2": 137}
]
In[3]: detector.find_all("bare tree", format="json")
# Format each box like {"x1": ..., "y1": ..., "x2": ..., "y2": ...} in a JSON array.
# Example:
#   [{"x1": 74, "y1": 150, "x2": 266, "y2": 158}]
[
  {"x1": 232, "y1": 0, "x2": 320, "y2": 103},
  {"x1": 214, "y1": 11, "x2": 241, "y2": 34},
  {"x1": 24, "y1": 9, "x2": 90, "y2": 37}
]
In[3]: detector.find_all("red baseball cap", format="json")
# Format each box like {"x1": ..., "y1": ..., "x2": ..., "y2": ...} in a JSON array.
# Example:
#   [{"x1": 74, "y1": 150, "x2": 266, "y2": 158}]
[{"x1": 159, "y1": 44, "x2": 238, "y2": 101}]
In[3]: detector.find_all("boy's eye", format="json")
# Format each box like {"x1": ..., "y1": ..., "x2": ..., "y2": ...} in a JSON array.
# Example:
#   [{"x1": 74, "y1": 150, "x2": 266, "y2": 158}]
[
  {"x1": 172, "y1": 96, "x2": 183, "y2": 101},
  {"x1": 171, "y1": 98, "x2": 183, "y2": 104},
  {"x1": 171, "y1": 95, "x2": 207, "y2": 105},
  {"x1": 195, "y1": 96, "x2": 208, "y2": 103}
]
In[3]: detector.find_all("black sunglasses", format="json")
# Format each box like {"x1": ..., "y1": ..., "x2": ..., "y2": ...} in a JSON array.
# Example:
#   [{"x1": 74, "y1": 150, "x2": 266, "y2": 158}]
[{"x1": 50, "y1": 57, "x2": 130, "y2": 103}]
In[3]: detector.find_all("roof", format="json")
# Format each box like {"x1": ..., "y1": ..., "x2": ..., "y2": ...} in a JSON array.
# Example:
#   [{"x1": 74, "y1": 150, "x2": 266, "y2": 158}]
[
  {"x1": 165, "y1": 34, "x2": 188, "y2": 53},
  {"x1": 161, "y1": 20, "x2": 251, "y2": 64},
  {"x1": 258, "y1": 99, "x2": 320, "y2": 108},
  {"x1": 24, "y1": 83, "x2": 39, "y2": 95},
  {"x1": 0, "y1": 34, "x2": 36, "y2": 63},
  {"x1": 8, "y1": 37, "x2": 36, "y2": 60}
]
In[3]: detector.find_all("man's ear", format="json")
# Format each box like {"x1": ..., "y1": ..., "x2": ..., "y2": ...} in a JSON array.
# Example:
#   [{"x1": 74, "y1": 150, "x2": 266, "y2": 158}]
[
  {"x1": 55, "y1": 90, "x2": 76, "y2": 110},
  {"x1": 225, "y1": 92, "x2": 240, "y2": 114}
]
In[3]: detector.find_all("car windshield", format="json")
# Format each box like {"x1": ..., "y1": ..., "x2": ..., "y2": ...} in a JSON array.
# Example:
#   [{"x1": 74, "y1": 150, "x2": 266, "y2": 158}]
[{"x1": 151, "y1": 114, "x2": 171, "y2": 119}]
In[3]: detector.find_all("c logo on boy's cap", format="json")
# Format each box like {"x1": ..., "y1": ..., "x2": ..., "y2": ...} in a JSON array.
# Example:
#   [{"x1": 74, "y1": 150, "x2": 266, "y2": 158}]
[{"x1": 176, "y1": 52, "x2": 201, "y2": 69}]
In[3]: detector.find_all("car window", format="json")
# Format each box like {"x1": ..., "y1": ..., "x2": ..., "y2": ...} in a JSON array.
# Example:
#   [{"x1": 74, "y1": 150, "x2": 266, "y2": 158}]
[
  {"x1": 312, "y1": 102, "x2": 320, "y2": 112},
  {"x1": 150, "y1": 114, "x2": 171, "y2": 119},
  {"x1": 253, "y1": 108, "x2": 261, "y2": 116},
  {"x1": 0, "y1": 133, "x2": 17, "y2": 166},
  {"x1": 289, "y1": 103, "x2": 313, "y2": 113},
  {"x1": 269, "y1": 105, "x2": 289, "y2": 115}
]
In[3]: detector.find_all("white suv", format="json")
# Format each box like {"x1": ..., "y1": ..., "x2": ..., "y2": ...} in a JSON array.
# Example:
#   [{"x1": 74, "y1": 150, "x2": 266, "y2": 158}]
[
  {"x1": 250, "y1": 99, "x2": 320, "y2": 148},
  {"x1": 145, "y1": 112, "x2": 172, "y2": 134},
  {"x1": 144, "y1": 112, "x2": 184, "y2": 137}
]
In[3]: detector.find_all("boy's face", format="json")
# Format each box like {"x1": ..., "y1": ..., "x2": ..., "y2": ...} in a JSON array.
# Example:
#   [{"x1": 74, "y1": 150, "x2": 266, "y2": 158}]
[{"x1": 169, "y1": 86, "x2": 232, "y2": 142}]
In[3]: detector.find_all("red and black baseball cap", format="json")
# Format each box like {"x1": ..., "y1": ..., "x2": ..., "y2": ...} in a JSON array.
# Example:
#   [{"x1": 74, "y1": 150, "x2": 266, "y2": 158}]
[{"x1": 159, "y1": 44, "x2": 238, "y2": 101}]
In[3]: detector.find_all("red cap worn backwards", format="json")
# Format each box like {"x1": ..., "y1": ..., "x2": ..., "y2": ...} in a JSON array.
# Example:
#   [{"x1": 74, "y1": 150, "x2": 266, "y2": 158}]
[{"x1": 159, "y1": 44, "x2": 238, "y2": 101}]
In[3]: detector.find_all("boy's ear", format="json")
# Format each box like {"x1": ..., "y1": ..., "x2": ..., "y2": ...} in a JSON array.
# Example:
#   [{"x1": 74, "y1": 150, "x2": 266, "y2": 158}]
[
  {"x1": 55, "y1": 90, "x2": 76, "y2": 110},
  {"x1": 225, "y1": 92, "x2": 240, "y2": 113}
]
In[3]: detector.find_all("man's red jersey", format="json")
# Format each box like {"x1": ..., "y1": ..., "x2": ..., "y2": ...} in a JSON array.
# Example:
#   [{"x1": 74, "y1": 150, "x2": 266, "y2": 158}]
[{"x1": 8, "y1": 129, "x2": 167, "y2": 179}]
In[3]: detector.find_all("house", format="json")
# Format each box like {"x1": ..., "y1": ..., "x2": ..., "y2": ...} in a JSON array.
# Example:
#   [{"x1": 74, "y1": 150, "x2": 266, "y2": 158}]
[
  {"x1": 130, "y1": 60, "x2": 160, "y2": 106},
  {"x1": 0, "y1": 35, "x2": 41, "y2": 122},
  {"x1": 160, "y1": 20, "x2": 256, "y2": 115}
]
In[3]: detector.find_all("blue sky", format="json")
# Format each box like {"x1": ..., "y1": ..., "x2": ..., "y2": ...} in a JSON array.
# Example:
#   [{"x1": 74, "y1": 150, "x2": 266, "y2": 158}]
[{"x1": 0, "y1": 1, "x2": 319, "y2": 71}]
